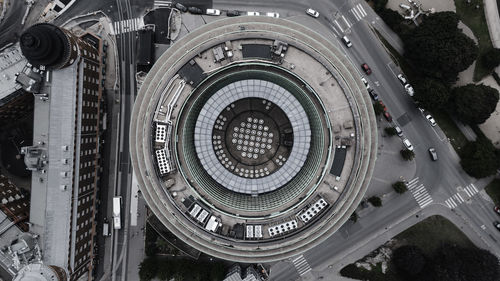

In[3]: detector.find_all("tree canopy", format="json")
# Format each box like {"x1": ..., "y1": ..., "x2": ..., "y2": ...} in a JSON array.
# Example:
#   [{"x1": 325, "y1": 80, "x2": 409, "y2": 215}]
[
  {"x1": 481, "y1": 48, "x2": 500, "y2": 73},
  {"x1": 368, "y1": 196, "x2": 382, "y2": 207},
  {"x1": 392, "y1": 181, "x2": 408, "y2": 194},
  {"x1": 450, "y1": 84, "x2": 499, "y2": 124},
  {"x1": 392, "y1": 245, "x2": 426, "y2": 277},
  {"x1": 413, "y1": 78, "x2": 450, "y2": 110},
  {"x1": 403, "y1": 12, "x2": 478, "y2": 83},
  {"x1": 460, "y1": 137, "x2": 500, "y2": 178},
  {"x1": 401, "y1": 149, "x2": 415, "y2": 161}
]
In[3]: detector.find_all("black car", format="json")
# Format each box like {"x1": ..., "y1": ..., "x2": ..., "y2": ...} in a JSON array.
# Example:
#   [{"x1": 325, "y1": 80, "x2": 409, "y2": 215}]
[
  {"x1": 494, "y1": 221, "x2": 500, "y2": 231},
  {"x1": 188, "y1": 6, "x2": 203, "y2": 14},
  {"x1": 175, "y1": 3, "x2": 188, "y2": 12},
  {"x1": 227, "y1": 10, "x2": 240, "y2": 17},
  {"x1": 368, "y1": 89, "x2": 379, "y2": 101}
]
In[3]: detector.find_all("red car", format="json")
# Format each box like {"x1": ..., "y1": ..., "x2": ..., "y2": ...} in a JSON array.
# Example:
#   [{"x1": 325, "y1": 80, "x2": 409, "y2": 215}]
[
  {"x1": 361, "y1": 63, "x2": 372, "y2": 75},
  {"x1": 494, "y1": 206, "x2": 500, "y2": 215},
  {"x1": 378, "y1": 100, "x2": 387, "y2": 112},
  {"x1": 383, "y1": 112, "x2": 392, "y2": 122}
]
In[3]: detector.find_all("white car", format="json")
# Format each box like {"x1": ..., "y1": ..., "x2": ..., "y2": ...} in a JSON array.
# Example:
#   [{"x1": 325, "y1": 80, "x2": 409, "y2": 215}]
[
  {"x1": 306, "y1": 8, "x2": 320, "y2": 18},
  {"x1": 247, "y1": 11, "x2": 260, "y2": 16},
  {"x1": 341, "y1": 36, "x2": 352, "y2": 48},
  {"x1": 361, "y1": 77, "x2": 370, "y2": 90},
  {"x1": 397, "y1": 74, "x2": 407, "y2": 85},
  {"x1": 266, "y1": 12, "x2": 279, "y2": 18},
  {"x1": 206, "y1": 9, "x2": 221, "y2": 16},
  {"x1": 402, "y1": 138, "x2": 414, "y2": 151},
  {"x1": 405, "y1": 84, "x2": 414, "y2": 96},
  {"x1": 426, "y1": 114, "x2": 437, "y2": 127}
]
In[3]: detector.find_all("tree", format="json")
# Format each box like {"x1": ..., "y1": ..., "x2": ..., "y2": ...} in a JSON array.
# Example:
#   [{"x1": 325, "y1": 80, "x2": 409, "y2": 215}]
[
  {"x1": 481, "y1": 48, "x2": 500, "y2": 73},
  {"x1": 403, "y1": 12, "x2": 478, "y2": 83},
  {"x1": 460, "y1": 137, "x2": 500, "y2": 178},
  {"x1": 373, "y1": 102, "x2": 385, "y2": 116},
  {"x1": 209, "y1": 262, "x2": 226, "y2": 281},
  {"x1": 385, "y1": 127, "x2": 397, "y2": 136},
  {"x1": 392, "y1": 181, "x2": 408, "y2": 194},
  {"x1": 350, "y1": 211, "x2": 359, "y2": 222},
  {"x1": 400, "y1": 149, "x2": 415, "y2": 161},
  {"x1": 368, "y1": 196, "x2": 382, "y2": 207},
  {"x1": 139, "y1": 257, "x2": 159, "y2": 281},
  {"x1": 392, "y1": 245, "x2": 426, "y2": 277},
  {"x1": 379, "y1": 8, "x2": 410, "y2": 35},
  {"x1": 450, "y1": 84, "x2": 499, "y2": 124},
  {"x1": 413, "y1": 78, "x2": 450, "y2": 110},
  {"x1": 373, "y1": 0, "x2": 388, "y2": 12}
]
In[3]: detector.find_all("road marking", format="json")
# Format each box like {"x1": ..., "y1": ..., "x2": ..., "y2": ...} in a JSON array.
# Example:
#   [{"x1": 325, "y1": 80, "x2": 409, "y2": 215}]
[
  {"x1": 351, "y1": 8, "x2": 361, "y2": 21},
  {"x1": 406, "y1": 178, "x2": 433, "y2": 208},
  {"x1": 154, "y1": 0, "x2": 172, "y2": 8},
  {"x1": 110, "y1": 17, "x2": 144, "y2": 35},
  {"x1": 342, "y1": 15, "x2": 352, "y2": 27},
  {"x1": 445, "y1": 197, "x2": 457, "y2": 209},
  {"x1": 349, "y1": 4, "x2": 367, "y2": 22},
  {"x1": 357, "y1": 4, "x2": 367, "y2": 17},
  {"x1": 334, "y1": 20, "x2": 344, "y2": 33},
  {"x1": 453, "y1": 194, "x2": 464, "y2": 203},
  {"x1": 481, "y1": 224, "x2": 486, "y2": 230},
  {"x1": 292, "y1": 255, "x2": 312, "y2": 276}
]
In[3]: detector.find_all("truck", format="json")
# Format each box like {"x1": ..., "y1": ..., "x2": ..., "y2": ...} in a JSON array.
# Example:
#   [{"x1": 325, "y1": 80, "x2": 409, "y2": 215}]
[
  {"x1": 102, "y1": 218, "x2": 111, "y2": 237},
  {"x1": 113, "y1": 196, "x2": 122, "y2": 230}
]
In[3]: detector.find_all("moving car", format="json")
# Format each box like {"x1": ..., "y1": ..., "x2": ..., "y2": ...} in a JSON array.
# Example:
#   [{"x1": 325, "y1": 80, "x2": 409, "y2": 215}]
[
  {"x1": 361, "y1": 63, "x2": 371, "y2": 75},
  {"x1": 494, "y1": 206, "x2": 500, "y2": 215},
  {"x1": 383, "y1": 111, "x2": 393, "y2": 122},
  {"x1": 266, "y1": 12, "x2": 279, "y2": 18},
  {"x1": 306, "y1": 8, "x2": 320, "y2": 18},
  {"x1": 175, "y1": 3, "x2": 187, "y2": 12},
  {"x1": 368, "y1": 89, "x2": 379, "y2": 101},
  {"x1": 206, "y1": 9, "x2": 221, "y2": 16},
  {"x1": 342, "y1": 36, "x2": 352, "y2": 48},
  {"x1": 402, "y1": 138, "x2": 414, "y2": 151},
  {"x1": 227, "y1": 10, "x2": 240, "y2": 17},
  {"x1": 404, "y1": 84, "x2": 414, "y2": 96},
  {"x1": 394, "y1": 126, "x2": 403, "y2": 136},
  {"x1": 188, "y1": 6, "x2": 203, "y2": 14},
  {"x1": 397, "y1": 74, "x2": 407, "y2": 84},
  {"x1": 494, "y1": 221, "x2": 500, "y2": 231},
  {"x1": 426, "y1": 114, "x2": 437, "y2": 127},
  {"x1": 247, "y1": 11, "x2": 260, "y2": 16},
  {"x1": 428, "y1": 147, "x2": 438, "y2": 161}
]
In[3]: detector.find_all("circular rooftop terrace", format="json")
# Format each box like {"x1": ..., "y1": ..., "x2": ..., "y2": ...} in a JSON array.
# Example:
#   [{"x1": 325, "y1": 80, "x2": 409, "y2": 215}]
[{"x1": 130, "y1": 16, "x2": 377, "y2": 262}]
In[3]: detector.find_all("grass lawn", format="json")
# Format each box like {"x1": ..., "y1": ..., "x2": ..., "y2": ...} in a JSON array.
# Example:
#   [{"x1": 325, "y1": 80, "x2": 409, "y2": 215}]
[
  {"x1": 340, "y1": 215, "x2": 476, "y2": 281},
  {"x1": 454, "y1": 0, "x2": 495, "y2": 81},
  {"x1": 485, "y1": 178, "x2": 500, "y2": 206}
]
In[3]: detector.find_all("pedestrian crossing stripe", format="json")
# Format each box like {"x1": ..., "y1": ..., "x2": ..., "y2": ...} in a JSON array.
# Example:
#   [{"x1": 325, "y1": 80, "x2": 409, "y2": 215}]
[
  {"x1": 407, "y1": 177, "x2": 433, "y2": 208},
  {"x1": 109, "y1": 17, "x2": 144, "y2": 35},
  {"x1": 445, "y1": 183, "x2": 478, "y2": 209},
  {"x1": 292, "y1": 255, "x2": 312, "y2": 276},
  {"x1": 350, "y1": 3, "x2": 367, "y2": 21},
  {"x1": 154, "y1": 0, "x2": 172, "y2": 8}
]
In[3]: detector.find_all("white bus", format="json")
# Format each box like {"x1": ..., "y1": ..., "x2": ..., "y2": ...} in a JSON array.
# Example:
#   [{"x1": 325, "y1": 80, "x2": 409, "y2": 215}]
[{"x1": 112, "y1": 196, "x2": 122, "y2": 230}]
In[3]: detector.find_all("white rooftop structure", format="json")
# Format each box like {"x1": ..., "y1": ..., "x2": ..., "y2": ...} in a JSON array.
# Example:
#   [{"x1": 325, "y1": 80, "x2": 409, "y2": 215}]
[{"x1": 0, "y1": 44, "x2": 27, "y2": 101}]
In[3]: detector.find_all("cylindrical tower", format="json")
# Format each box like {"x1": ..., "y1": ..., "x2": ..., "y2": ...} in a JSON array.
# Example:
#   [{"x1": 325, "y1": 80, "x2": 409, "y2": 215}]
[{"x1": 19, "y1": 23, "x2": 79, "y2": 70}]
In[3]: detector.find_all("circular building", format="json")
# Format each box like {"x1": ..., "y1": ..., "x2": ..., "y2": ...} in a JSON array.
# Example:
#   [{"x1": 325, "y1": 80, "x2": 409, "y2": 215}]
[{"x1": 130, "y1": 16, "x2": 377, "y2": 262}]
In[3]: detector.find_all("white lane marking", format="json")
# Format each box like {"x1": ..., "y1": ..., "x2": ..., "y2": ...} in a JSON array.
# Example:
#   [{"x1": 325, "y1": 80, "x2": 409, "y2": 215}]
[
  {"x1": 351, "y1": 9, "x2": 361, "y2": 21},
  {"x1": 334, "y1": 20, "x2": 344, "y2": 33},
  {"x1": 342, "y1": 15, "x2": 352, "y2": 27},
  {"x1": 357, "y1": 4, "x2": 367, "y2": 17}
]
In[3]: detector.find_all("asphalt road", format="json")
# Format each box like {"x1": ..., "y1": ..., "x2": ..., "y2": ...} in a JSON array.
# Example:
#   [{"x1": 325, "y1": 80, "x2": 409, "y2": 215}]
[{"x1": 0, "y1": 0, "x2": 25, "y2": 48}]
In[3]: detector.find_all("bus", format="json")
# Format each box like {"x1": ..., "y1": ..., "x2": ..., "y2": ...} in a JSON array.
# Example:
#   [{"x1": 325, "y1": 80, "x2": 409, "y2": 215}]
[{"x1": 112, "y1": 196, "x2": 122, "y2": 230}]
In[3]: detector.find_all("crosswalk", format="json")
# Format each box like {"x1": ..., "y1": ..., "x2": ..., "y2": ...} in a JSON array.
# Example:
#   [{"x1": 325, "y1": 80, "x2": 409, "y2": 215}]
[
  {"x1": 109, "y1": 18, "x2": 145, "y2": 35},
  {"x1": 406, "y1": 177, "x2": 433, "y2": 208},
  {"x1": 444, "y1": 183, "x2": 478, "y2": 209},
  {"x1": 292, "y1": 255, "x2": 312, "y2": 276},
  {"x1": 350, "y1": 3, "x2": 368, "y2": 21},
  {"x1": 154, "y1": 0, "x2": 172, "y2": 9}
]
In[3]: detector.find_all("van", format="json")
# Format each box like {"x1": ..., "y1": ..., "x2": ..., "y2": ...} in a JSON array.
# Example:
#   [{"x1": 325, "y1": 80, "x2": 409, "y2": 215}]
[
  {"x1": 206, "y1": 9, "x2": 221, "y2": 16},
  {"x1": 342, "y1": 36, "x2": 352, "y2": 48},
  {"x1": 103, "y1": 220, "x2": 111, "y2": 237},
  {"x1": 394, "y1": 126, "x2": 403, "y2": 136}
]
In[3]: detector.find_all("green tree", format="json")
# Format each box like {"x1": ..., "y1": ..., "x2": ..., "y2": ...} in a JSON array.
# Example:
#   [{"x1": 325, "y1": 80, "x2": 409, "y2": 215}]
[
  {"x1": 139, "y1": 257, "x2": 159, "y2": 281},
  {"x1": 413, "y1": 78, "x2": 450, "y2": 110},
  {"x1": 450, "y1": 84, "x2": 499, "y2": 124},
  {"x1": 209, "y1": 262, "x2": 226, "y2": 281},
  {"x1": 385, "y1": 127, "x2": 397, "y2": 136},
  {"x1": 373, "y1": 102, "x2": 385, "y2": 116},
  {"x1": 350, "y1": 211, "x2": 359, "y2": 222},
  {"x1": 368, "y1": 196, "x2": 382, "y2": 207},
  {"x1": 379, "y1": 8, "x2": 409, "y2": 35},
  {"x1": 403, "y1": 12, "x2": 478, "y2": 83},
  {"x1": 373, "y1": 0, "x2": 388, "y2": 12},
  {"x1": 460, "y1": 137, "x2": 500, "y2": 178},
  {"x1": 481, "y1": 48, "x2": 500, "y2": 73},
  {"x1": 392, "y1": 181, "x2": 408, "y2": 194},
  {"x1": 157, "y1": 265, "x2": 172, "y2": 281},
  {"x1": 400, "y1": 149, "x2": 415, "y2": 161},
  {"x1": 392, "y1": 245, "x2": 426, "y2": 277}
]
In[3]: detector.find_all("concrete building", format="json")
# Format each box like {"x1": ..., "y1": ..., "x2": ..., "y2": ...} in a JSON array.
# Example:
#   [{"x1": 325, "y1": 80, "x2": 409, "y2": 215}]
[
  {"x1": 17, "y1": 23, "x2": 104, "y2": 281},
  {"x1": 130, "y1": 17, "x2": 377, "y2": 262}
]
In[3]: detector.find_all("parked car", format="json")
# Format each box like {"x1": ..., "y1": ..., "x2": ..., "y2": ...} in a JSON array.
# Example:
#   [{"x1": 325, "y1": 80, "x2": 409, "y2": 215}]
[
  {"x1": 394, "y1": 126, "x2": 403, "y2": 136},
  {"x1": 361, "y1": 63, "x2": 371, "y2": 75},
  {"x1": 188, "y1": 6, "x2": 203, "y2": 14},
  {"x1": 175, "y1": 3, "x2": 188, "y2": 12},
  {"x1": 342, "y1": 36, "x2": 352, "y2": 48},
  {"x1": 405, "y1": 84, "x2": 414, "y2": 96},
  {"x1": 428, "y1": 147, "x2": 438, "y2": 161},
  {"x1": 494, "y1": 206, "x2": 500, "y2": 215},
  {"x1": 206, "y1": 8, "x2": 221, "y2": 16},
  {"x1": 247, "y1": 11, "x2": 260, "y2": 16},
  {"x1": 402, "y1": 138, "x2": 414, "y2": 151},
  {"x1": 397, "y1": 74, "x2": 407, "y2": 84},
  {"x1": 426, "y1": 114, "x2": 437, "y2": 127},
  {"x1": 368, "y1": 89, "x2": 379, "y2": 101},
  {"x1": 494, "y1": 221, "x2": 500, "y2": 231},
  {"x1": 378, "y1": 100, "x2": 387, "y2": 112},
  {"x1": 384, "y1": 111, "x2": 393, "y2": 122},
  {"x1": 361, "y1": 77, "x2": 370, "y2": 89},
  {"x1": 306, "y1": 8, "x2": 320, "y2": 18},
  {"x1": 266, "y1": 12, "x2": 279, "y2": 18},
  {"x1": 227, "y1": 10, "x2": 240, "y2": 17}
]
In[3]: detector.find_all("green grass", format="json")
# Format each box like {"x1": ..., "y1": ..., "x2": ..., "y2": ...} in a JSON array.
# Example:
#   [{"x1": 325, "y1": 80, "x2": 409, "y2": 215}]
[
  {"x1": 485, "y1": 179, "x2": 500, "y2": 206},
  {"x1": 429, "y1": 110, "x2": 468, "y2": 154},
  {"x1": 454, "y1": 0, "x2": 495, "y2": 81},
  {"x1": 340, "y1": 215, "x2": 476, "y2": 281}
]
